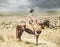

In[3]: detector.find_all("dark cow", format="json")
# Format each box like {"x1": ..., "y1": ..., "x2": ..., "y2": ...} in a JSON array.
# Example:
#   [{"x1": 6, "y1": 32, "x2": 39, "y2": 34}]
[{"x1": 16, "y1": 21, "x2": 42, "y2": 45}]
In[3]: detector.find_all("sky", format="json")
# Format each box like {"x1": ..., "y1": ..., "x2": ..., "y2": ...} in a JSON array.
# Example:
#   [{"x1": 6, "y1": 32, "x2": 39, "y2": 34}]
[{"x1": 0, "y1": 0, "x2": 60, "y2": 12}]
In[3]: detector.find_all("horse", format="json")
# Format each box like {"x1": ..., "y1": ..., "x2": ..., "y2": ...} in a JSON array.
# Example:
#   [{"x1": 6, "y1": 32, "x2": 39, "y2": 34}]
[
  {"x1": 16, "y1": 18, "x2": 55, "y2": 45},
  {"x1": 16, "y1": 21, "x2": 42, "y2": 45}
]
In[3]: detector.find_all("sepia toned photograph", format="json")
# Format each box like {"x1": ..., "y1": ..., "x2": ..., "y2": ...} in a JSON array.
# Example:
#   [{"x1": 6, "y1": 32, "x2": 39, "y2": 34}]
[{"x1": 0, "y1": 0, "x2": 60, "y2": 47}]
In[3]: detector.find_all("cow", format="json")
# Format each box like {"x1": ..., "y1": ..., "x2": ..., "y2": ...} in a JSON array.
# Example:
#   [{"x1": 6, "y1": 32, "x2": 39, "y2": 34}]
[{"x1": 16, "y1": 21, "x2": 42, "y2": 45}]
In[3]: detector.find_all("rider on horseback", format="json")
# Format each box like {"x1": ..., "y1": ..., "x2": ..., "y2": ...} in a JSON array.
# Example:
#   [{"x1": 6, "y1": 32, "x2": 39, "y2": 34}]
[{"x1": 28, "y1": 8, "x2": 34, "y2": 24}]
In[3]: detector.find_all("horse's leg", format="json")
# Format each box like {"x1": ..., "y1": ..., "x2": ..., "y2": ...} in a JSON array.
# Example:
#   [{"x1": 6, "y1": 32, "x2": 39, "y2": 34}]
[
  {"x1": 18, "y1": 30, "x2": 24, "y2": 41},
  {"x1": 36, "y1": 35, "x2": 39, "y2": 45},
  {"x1": 16, "y1": 26, "x2": 24, "y2": 41},
  {"x1": 42, "y1": 24, "x2": 45, "y2": 29},
  {"x1": 16, "y1": 27, "x2": 19, "y2": 41}
]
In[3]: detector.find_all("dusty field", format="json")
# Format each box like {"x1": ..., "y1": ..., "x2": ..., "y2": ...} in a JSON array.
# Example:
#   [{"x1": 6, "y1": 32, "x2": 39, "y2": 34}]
[{"x1": 0, "y1": 14, "x2": 60, "y2": 47}]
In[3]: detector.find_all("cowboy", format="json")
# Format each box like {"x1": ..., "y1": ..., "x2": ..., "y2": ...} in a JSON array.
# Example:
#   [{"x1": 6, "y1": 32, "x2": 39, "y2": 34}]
[{"x1": 28, "y1": 9, "x2": 34, "y2": 24}]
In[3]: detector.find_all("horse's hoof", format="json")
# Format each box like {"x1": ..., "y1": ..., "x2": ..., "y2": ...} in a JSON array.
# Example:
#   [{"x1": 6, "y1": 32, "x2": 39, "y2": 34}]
[
  {"x1": 17, "y1": 39, "x2": 21, "y2": 42},
  {"x1": 36, "y1": 44, "x2": 38, "y2": 46},
  {"x1": 19, "y1": 39, "x2": 22, "y2": 41}
]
